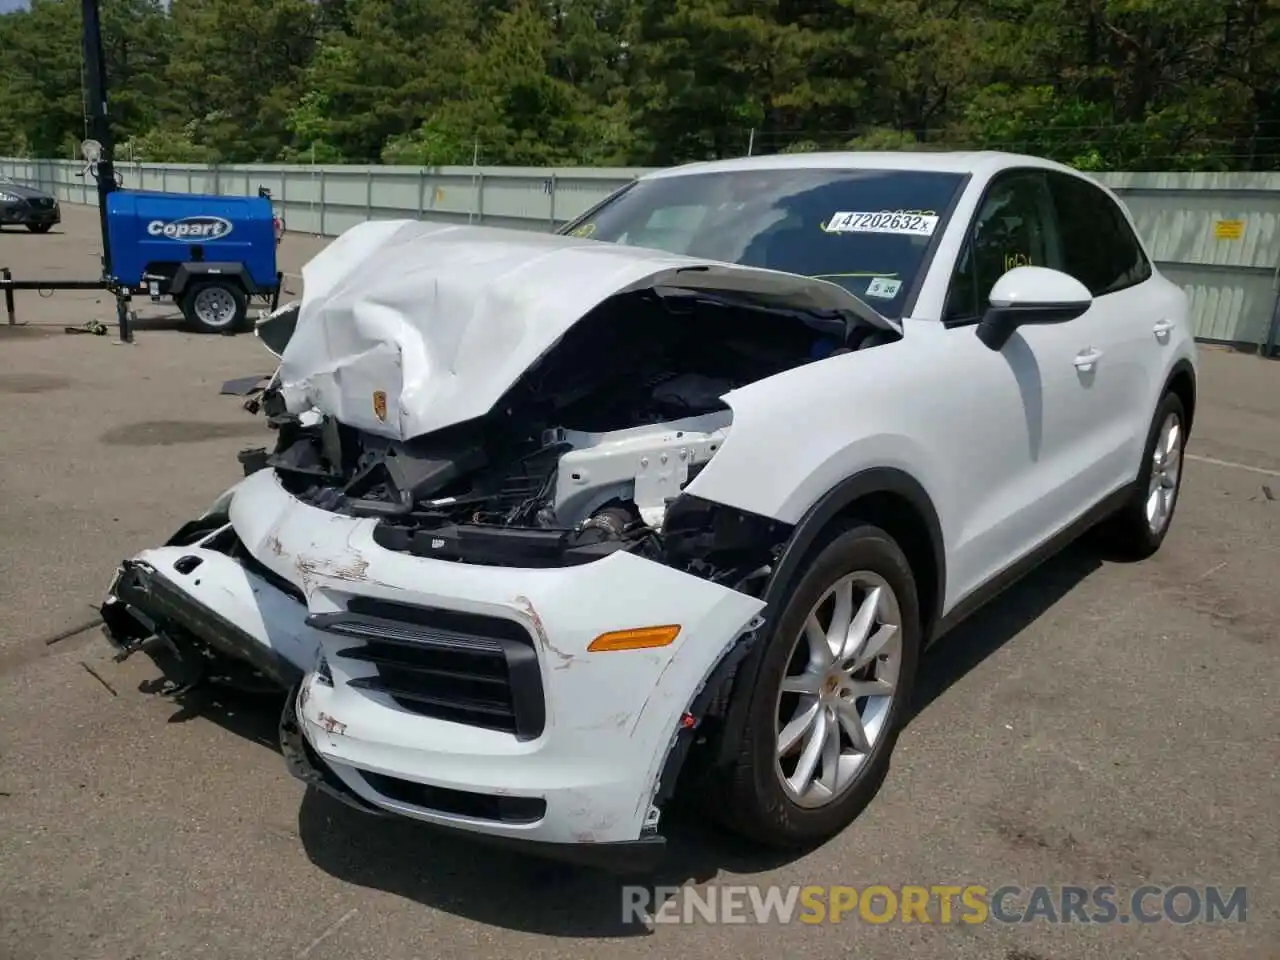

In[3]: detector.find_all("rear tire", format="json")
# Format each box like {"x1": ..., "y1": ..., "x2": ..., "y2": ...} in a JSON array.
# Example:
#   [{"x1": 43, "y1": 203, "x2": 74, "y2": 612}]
[
  {"x1": 711, "y1": 524, "x2": 921, "y2": 848},
  {"x1": 25, "y1": 222, "x2": 53, "y2": 234},
  {"x1": 181, "y1": 279, "x2": 248, "y2": 334},
  {"x1": 1095, "y1": 391, "x2": 1187, "y2": 559}
]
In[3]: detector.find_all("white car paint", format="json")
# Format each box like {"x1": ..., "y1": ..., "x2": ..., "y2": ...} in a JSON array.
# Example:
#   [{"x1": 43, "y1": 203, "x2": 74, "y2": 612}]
[{"x1": 101, "y1": 150, "x2": 1197, "y2": 855}]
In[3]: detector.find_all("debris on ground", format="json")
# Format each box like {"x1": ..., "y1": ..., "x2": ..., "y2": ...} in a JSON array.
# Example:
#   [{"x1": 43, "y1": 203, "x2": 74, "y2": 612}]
[
  {"x1": 64, "y1": 319, "x2": 108, "y2": 336},
  {"x1": 79, "y1": 661, "x2": 118, "y2": 696},
  {"x1": 40, "y1": 614, "x2": 103, "y2": 646}
]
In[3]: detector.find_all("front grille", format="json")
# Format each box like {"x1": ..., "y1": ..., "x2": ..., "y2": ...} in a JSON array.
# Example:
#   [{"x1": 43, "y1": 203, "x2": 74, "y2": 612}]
[
  {"x1": 31, "y1": 197, "x2": 53, "y2": 209},
  {"x1": 307, "y1": 597, "x2": 545, "y2": 740}
]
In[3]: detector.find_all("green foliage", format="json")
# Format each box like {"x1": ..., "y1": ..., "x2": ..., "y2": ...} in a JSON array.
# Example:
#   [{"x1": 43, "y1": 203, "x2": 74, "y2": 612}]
[
  {"x1": 124, "y1": 126, "x2": 221, "y2": 163},
  {"x1": 0, "y1": 0, "x2": 1276, "y2": 170},
  {"x1": 846, "y1": 129, "x2": 922, "y2": 152}
]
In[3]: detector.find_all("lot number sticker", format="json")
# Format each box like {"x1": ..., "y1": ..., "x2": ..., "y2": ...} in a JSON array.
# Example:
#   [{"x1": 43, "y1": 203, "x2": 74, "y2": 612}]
[{"x1": 825, "y1": 211, "x2": 939, "y2": 236}]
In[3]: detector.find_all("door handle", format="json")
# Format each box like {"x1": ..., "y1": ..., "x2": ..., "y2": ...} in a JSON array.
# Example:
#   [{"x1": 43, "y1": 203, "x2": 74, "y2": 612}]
[
  {"x1": 1074, "y1": 348, "x2": 1103, "y2": 371},
  {"x1": 1153, "y1": 318, "x2": 1175, "y2": 338}
]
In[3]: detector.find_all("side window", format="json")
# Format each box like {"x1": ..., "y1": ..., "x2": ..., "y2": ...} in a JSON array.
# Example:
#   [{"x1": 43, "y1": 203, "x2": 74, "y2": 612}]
[
  {"x1": 1047, "y1": 173, "x2": 1152, "y2": 296},
  {"x1": 944, "y1": 171, "x2": 1062, "y2": 322}
]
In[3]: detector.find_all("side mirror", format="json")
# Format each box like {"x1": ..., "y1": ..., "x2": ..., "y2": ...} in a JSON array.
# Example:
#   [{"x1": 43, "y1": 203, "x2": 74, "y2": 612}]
[{"x1": 975, "y1": 266, "x2": 1092, "y2": 351}]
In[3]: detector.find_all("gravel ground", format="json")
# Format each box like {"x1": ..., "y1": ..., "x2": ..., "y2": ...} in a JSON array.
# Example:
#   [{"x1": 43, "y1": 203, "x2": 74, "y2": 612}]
[{"x1": 0, "y1": 206, "x2": 1276, "y2": 960}]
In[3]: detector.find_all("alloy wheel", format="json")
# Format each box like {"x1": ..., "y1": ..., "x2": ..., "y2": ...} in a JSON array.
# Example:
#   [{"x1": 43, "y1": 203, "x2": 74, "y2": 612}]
[
  {"x1": 1146, "y1": 411, "x2": 1182, "y2": 535},
  {"x1": 774, "y1": 570, "x2": 903, "y2": 809}
]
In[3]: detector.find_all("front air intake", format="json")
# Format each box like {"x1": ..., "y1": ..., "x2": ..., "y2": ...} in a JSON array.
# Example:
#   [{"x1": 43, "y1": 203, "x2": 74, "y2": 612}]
[{"x1": 306, "y1": 597, "x2": 545, "y2": 740}]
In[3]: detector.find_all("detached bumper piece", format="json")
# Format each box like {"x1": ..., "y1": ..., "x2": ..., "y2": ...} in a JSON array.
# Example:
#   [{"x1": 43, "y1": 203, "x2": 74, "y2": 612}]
[{"x1": 101, "y1": 559, "x2": 303, "y2": 689}]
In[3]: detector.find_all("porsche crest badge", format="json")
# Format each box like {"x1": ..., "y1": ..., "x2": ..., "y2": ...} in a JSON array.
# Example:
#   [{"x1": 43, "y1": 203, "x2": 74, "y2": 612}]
[{"x1": 372, "y1": 390, "x2": 387, "y2": 423}]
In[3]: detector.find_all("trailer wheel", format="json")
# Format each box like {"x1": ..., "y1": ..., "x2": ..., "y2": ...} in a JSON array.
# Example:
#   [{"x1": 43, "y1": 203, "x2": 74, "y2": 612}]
[{"x1": 181, "y1": 279, "x2": 248, "y2": 334}]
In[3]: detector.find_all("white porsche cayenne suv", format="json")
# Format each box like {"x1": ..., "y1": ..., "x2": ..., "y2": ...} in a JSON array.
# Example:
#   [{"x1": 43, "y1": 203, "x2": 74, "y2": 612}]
[{"x1": 100, "y1": 151, "x2": 1196, "y2": 868}]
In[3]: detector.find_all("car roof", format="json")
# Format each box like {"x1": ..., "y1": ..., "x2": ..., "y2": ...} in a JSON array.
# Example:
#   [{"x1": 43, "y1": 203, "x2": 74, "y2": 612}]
[{"x1": 640, "y1": 150, "x2": 1083, "y2": 181}]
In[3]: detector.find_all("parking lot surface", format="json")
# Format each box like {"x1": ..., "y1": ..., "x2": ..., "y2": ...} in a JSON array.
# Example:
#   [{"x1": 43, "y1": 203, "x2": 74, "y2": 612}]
[{"x1": 1, "y1": 206, "x2": 1276, "y2": 960}]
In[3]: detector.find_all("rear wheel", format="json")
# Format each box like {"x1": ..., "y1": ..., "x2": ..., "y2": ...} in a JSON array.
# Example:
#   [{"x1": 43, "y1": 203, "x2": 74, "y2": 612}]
[
  {"x1": 1095, "y1": 391, "x2": 1186, "y2": 559},
  {"x1": 712, "y1": 524, "x2": 921, "y2": 848},
  {"x1": 25, "y1": 222, "x2": 53, "y2": 234},
  {"x1": 182, "y1": 279, "x2": 248, "y2": 334}
]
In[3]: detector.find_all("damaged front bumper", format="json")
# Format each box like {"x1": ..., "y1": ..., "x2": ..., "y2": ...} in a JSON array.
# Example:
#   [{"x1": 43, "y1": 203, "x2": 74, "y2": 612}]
[
  {"x1": 100, "y1": 468, "x2": 765, "y2": 863},
  {"x1": 277, "y1": 687, "x2": 668, "y2": 870},
  {"x1": 102, "y1": 558, "x2": 304, "y2": 689}
]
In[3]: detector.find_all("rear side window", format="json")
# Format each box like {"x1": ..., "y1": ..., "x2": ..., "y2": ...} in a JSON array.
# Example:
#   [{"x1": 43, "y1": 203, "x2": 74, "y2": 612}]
[{"x1": 1047, "y1": 173, "x2": 1151, "y2": 296}]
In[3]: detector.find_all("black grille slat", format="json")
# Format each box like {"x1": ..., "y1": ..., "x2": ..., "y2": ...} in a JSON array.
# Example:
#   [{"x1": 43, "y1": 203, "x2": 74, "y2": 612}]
[
  {"x1": 308, "y1": 603, "x2": 545, "y2": 740},
  {"x1": 345, "y1": 596, "x2": 533, "y2": 644},
  {"x1": 320, "y1": 616, "x2": 504, "y2": 653},
  {"x1": 338, "y1": 645, "x2": 509, "y2": 687},
  {"x1": 347, "y1": 677, "x2": 515, "y2": 717}
]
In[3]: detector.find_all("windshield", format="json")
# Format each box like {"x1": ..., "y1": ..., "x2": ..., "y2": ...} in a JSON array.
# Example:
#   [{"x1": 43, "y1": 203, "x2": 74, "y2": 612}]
[{"x1": 563, "y1": 168, "x2": 966, "y2": 319}]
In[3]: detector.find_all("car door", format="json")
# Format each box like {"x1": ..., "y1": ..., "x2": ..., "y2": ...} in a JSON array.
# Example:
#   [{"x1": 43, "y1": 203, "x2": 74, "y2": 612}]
[
  {"x1": 933, "y1": 168, "x2": 1109, "y2": 600},
  {"x1": 1044, "y1": 171, "x2": 1160, "y2": 497}
]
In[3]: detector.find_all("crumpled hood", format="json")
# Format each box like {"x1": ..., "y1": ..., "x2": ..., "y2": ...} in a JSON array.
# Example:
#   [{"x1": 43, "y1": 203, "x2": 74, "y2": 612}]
[{"x1": 277, "y1": 219, "x2": 896, "y2": 441}]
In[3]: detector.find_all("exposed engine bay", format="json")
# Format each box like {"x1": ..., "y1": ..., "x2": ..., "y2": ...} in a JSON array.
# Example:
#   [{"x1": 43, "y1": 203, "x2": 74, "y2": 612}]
[{"x1": 242, "y1": 286, "x2": 896, "y2": 585}]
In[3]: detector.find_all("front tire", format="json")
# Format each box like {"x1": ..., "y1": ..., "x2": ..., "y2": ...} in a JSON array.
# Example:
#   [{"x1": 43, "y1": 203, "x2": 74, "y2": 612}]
[
  {"x1": 1096, "y1": 391, "x2": 1186, "y2": 559},
  {"x1": 25, "y1": 222, "x2": 53, "y2": 234},
  {"x1": 713, "y1": 524, "x2": 921, "y2": 848},
  {"x1": 181, "y1": 279, "x2": 248, "y2": 334}
]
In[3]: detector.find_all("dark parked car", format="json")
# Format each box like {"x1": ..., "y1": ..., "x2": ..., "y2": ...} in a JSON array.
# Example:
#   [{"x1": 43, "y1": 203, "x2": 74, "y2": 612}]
[{"x1": 0, "y1": 178, "x2": 60, "y2": 233}]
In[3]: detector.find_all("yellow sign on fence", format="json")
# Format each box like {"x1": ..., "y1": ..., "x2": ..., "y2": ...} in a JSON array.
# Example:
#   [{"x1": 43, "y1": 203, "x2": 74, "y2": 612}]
[{"x1": 1213, "y1": 219, "x2": 1245, "y2": 240}]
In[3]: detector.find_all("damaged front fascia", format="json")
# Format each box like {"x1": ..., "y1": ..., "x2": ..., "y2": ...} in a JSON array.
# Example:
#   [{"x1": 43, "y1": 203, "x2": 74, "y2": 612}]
[
  {"x1": 233, "y1": 368, "x2": 796, "y2": 587},
  {"x1": 220, "y1": 252, "x2": 818, "y2": 589},
  {"x1": 232, "y1": 397, "x2": 793, "y2": 595},
  {"x1": 363, "y1": 490, "x2": 795, "y2": 590},
  {"x1": 649, "y1": 611, "x2": 768, "y2": 813},
  {"x1": 641, "y1": 502, "x2": 800, "y2": 814},
  {"x1": 242, "y1": 293, "x2": 823, "y2": 564}
]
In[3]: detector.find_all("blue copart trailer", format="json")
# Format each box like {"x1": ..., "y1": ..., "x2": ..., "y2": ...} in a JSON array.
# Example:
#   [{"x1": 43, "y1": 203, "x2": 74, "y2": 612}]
[
  {"x1": 1, "y1": 186, "x2": 284, "y2": 337},
  {"x1": 106, "y1": 189, "x2": 282, "y2": 333}
]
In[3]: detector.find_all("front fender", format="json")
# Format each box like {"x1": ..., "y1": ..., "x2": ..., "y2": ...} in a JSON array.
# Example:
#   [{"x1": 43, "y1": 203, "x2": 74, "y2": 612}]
[
  {"x1": 676, "y1": 345, "x2": 956, "y2": 772},
  {"x1": 683, "y1": 349, "x2": 951, "y2": 529}
]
